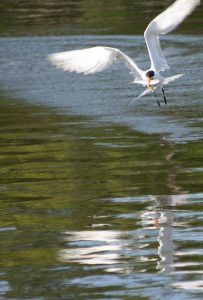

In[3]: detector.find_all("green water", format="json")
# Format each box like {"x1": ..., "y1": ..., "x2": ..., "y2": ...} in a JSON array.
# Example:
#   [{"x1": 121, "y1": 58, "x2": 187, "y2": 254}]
[
  {"x1": 0, "y1": 94, "x2": 203, "y2": 299},
  {"x1": 0, "y1": 0, "x2": 202, "y2": 36}
]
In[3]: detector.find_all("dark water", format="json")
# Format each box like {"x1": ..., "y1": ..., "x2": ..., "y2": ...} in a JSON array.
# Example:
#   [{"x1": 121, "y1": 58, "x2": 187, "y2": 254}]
[
  {"x1": 0, "y1": 1, "x2": 203, "y2": 299},
  {"x1": 0, "y1": 0, "x2": 202, "y2": 36}
]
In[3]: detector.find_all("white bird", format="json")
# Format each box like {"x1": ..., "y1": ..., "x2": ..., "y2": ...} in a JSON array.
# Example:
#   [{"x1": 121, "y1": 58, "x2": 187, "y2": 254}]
[{"x1": 48, "y1": 0, "x2": 200, "y2": 105}]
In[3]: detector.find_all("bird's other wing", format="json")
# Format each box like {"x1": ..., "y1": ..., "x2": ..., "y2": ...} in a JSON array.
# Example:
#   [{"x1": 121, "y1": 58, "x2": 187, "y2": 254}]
[
  {"x1": 164, "y1": 73, "x2": 184, "y2": 84},
  {"x1": 144, "y1": 0, "x2": 201, "y2": 72},
  {"x1": 48, "y1": 46, "x2": 144, "y2": 81}
]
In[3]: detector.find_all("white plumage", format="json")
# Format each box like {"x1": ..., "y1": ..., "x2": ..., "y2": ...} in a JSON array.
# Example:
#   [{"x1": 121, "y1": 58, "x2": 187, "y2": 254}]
[
  {"x1": 49, "y1": 46, "x2": 144, "y2": 82},
  {"x1": 48, "y1": 0, "x2": 200, "y2": 99},
  {"x1": 144, "y1": 0, "x2": 201, "y2": 72}
]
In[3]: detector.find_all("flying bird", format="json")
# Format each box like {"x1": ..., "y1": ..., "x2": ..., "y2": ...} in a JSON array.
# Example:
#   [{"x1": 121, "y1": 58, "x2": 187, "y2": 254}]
[{"x1": 48, "y1": 0, "x2": 200, "y2": 106}]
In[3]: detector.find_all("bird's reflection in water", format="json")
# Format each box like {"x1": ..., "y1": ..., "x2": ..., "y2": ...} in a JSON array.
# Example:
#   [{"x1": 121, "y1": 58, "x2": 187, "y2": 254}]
[
  {"x1": 58, "y1": 200, "x2": 174, "y2": 274},
  {"x1": 157, "y1": 209, "x2": 174, "y2": 273},
  {"x1": 140, "y1": 194, "x2": 189, "y2": 274},
  {"x1": 140, "y1": 196, "x2": 174, "y2": 274},
  {"x1": 58, "y1": 192, "x2": 202, "y2": 288}
]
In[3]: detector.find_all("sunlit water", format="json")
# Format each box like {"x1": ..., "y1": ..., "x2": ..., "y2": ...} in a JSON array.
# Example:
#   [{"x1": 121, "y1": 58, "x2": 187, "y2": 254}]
[{"x1": 0, "y1": 34, "x2": 203, "y2": 299}]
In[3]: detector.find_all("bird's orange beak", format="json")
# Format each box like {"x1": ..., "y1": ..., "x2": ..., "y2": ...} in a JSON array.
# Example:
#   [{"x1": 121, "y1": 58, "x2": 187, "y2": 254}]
[{"x1": 147, "y1": 77, "x2": 152, "y2": 90}]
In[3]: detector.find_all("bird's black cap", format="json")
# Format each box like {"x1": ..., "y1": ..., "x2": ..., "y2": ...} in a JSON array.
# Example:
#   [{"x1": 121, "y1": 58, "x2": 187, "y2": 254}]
[{"x1": 146, "y1": 70, "x2": 155, "y2": 78}]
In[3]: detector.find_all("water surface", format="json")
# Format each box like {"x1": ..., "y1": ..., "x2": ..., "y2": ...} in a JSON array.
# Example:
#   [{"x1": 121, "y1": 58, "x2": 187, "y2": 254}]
[
  {"x1": 0, "y1": 1, "x2": 203, "y2": 299},
  {"x1": 0, "y1": 79, "x2": 203, "y2": 299}
]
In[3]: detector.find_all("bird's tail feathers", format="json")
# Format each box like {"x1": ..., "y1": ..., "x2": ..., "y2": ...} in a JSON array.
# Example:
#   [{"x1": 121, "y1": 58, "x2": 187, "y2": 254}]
[
  {"x1": 127, "y1": 86, "x2": 158, "y2": 106},
  {"x1": 136, "y1": 86, "x2": 159, "y2": 99}
]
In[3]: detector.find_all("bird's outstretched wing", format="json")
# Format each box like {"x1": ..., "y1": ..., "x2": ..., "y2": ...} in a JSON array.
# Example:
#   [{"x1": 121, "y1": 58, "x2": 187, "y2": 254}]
[
  {"x1": 144, "y1": 0, "x2": 201, "y2": 72},
  {"x1": 48, "y1": 46, "x2": 144, "y2": 81}
]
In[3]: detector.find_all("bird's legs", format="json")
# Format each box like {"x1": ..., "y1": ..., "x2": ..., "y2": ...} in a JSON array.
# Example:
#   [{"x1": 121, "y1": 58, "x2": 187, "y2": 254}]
[{"x1": 161, "y1": 87, "x2": 167, "y2": 105}]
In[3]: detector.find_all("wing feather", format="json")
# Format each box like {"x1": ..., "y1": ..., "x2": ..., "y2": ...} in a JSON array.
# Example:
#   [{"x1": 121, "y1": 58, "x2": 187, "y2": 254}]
[
  {"x1": 144, "y1": 0, "x2": 200, "y2": 72},
  {"x1": 48, "y1": 46, "x2": 144, "y2": 81}
]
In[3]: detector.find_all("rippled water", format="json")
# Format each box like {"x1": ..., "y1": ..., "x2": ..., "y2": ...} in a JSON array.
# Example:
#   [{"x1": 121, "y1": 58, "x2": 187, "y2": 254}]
[
  {"x1": 0, "y1": 97, "x2": 202, "y2": 299},
  {"x1": 0, "y1": 34, "x2": 203, "y2": 299},
  {"x1": 0, "y1": 2, "x2": 203, "y2": 299}
]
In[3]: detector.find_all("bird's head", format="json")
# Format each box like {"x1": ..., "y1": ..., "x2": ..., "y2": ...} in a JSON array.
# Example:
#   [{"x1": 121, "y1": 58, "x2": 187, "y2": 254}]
[
  {"x1": 146, "y1": 70, "x2": 155, "y2": 79},
  {"x1": 146, "y1": 70, "x2": 155, "y2": 89}
]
